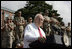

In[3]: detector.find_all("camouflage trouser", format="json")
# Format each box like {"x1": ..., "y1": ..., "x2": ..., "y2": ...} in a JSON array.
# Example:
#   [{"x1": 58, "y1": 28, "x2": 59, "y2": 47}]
[
  {"x1": 43, "y1": 23, "x2": 51, "y2": 36},
  {"x1": 16, "y1": 26, "x2": 24, "y2": 42},
  {"x1": 66, "y1": 31, "x2": 71, "y2": 37},
  {"x1": 1, "y1": 37, "x2": 7, "y2": 48},
  {"x1": 18, "y1": 31, "x2": 24, "y2": 41},
  {"x1": 1, "y1": 36, "x2": 14, "y2": 48},
  {"x1": 7, "y1": 36, "x2": 14, "y2": 48}
]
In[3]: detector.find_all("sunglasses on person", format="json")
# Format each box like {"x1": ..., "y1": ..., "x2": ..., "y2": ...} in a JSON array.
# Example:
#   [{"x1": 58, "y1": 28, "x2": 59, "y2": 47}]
[
  {"x1": 8, "y1": 19, "x2": 12, "y2": 20},
  {"x1": 29, "y1": 19, "x2": 32, "y2": 20}
]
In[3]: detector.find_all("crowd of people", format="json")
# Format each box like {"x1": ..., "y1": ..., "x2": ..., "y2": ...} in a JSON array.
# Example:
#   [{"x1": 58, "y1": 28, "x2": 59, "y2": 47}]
[{"x1": 1, "y1": 10, "x2": 71, "y2": 48}]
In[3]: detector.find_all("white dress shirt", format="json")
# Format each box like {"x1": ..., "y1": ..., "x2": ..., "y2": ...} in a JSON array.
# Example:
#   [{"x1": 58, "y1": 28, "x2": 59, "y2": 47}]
[{"x1": 23, "y1": 23, "x2": 46, "y2": 48}]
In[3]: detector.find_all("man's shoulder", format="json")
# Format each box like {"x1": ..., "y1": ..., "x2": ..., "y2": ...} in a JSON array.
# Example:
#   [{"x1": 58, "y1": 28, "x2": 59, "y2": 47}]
[
  {"x1": 21, "y1": 17, "x2": 24, "y2": 19},
  {"x1": 26, "y1": 23, "x2": 34, "y2": 28},
  {"x1": 14, "y1": 17, "x2": 17, "y2": 20},
  {"x1": 25, "y1": 23, "x2": 35, "y2": 30}
]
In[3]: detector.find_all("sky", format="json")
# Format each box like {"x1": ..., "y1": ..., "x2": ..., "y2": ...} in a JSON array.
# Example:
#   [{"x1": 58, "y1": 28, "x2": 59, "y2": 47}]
[
  {"x1": 1, "y1": 1, "x2": 71, "y2": 26},
  {"x1": 46, "y1": 1, "x2": 71, "y2": 26}
]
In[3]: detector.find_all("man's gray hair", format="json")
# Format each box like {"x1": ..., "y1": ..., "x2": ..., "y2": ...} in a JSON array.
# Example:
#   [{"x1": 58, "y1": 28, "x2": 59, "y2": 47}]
[{"x1": 34, "y1": 14, "x2": 43, "y2": 19}]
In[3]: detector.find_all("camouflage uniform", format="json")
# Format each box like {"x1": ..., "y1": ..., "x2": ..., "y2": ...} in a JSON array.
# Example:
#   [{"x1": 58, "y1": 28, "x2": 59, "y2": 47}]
[
  {"x1": 14, "y1": 17, "x2": 25, "y2": 42},
  {"x1": 43, "y1": 16, "x2": 51, "y2": 36},
  {"x1": 2, "y1": 17, "x2": 15, "y2": 48},
  {"x1": 66, "y1": 26, "x2": 71, "y2": 37},
  {"x1": 50, "y1": 17, "x2": 60, "y2": 35},
  {"x1": 60, "y1": 25, "x2": 66, "y2": 36}
]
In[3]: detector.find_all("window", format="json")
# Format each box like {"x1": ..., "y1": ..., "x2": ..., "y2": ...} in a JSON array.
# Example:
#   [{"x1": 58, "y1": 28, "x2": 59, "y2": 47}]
[{"x1": 4, "y1": 12, "x2": 9, "y2": 20}]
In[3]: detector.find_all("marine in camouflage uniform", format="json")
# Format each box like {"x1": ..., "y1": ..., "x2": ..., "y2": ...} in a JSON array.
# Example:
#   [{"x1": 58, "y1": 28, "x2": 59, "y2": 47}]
[
  {"x1": 54, "y1": 22, "x2": 61, "y2": 35},
  {"x1": 43, "y1": 10, "x2": 51, "y2": 36},
  {"x1": 1, "y1": 17, "x2": 15, "y2": 48},
  {"x1": 14, "y1": 11, "x2": 25, "y2": 43},
  {"x1": 50, "y1": 13, "x2": 60, "y2": 35},
  {"x1": 60, "y1": 22, "x2": 66, "y2": 36},
  {"x1": 66, "y1": 22, "x2": 71, "y2": 37}
]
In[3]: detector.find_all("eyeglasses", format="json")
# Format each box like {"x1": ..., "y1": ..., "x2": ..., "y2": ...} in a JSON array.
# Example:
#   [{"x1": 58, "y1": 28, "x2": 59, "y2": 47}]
[
  {"x1": 39, "y1": 18, "x2": 44, "y2": 21},
  {"x1": 8, "y1": 19, "x2": 12, "y2": 20},
  {"x1": 29, "y1": 19, "x2": 32, "y2": 20}
]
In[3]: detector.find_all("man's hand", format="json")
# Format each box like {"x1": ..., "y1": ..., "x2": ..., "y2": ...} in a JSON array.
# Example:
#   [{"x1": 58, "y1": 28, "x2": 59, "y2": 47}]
[
  {"x1": 38, "y1": 37, "x2": 46, "y2": 43},
  {"x1": 17, "y1": 22, "x2": 25, "y2": 26},
  {"x1": 66, "y1": 28, "x2": 71, "y2": 32}
]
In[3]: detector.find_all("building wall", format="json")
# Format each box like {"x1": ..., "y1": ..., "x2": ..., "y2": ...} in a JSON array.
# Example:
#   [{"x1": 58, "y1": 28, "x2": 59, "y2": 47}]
[
  {"x1": 1, "y1": 9, "x2": 4, "y2": 26},
  {"x1": 1, "y1": 9, "x2": 14, "y2": 26}
]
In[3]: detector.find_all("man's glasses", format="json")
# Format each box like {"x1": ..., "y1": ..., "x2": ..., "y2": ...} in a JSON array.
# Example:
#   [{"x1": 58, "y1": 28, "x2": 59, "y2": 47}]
[
  {"x1": 29, "y1": 19, "x2": 32, "y2": 20},
  {"x1": 8, "y1": 19, "x2": 12, "y2": 20}
]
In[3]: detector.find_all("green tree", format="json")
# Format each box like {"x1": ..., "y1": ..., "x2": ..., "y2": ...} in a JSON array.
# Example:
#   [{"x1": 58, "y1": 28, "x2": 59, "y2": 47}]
[{"x1": 15, "y1": 1, "x2": 63, "y2": 22}]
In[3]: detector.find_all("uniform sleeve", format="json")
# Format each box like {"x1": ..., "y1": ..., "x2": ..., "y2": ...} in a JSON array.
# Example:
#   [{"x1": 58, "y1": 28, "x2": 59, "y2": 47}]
[
  {"x1": 13, "y1": 17, "x2": 17, "y2": 24},
  {"x1": 21, "y1": 17, "x2": 25, "y2": 23},
  {"x1": 10, "y1": 23, "x2": 15, "y2": 30},
  {"x1": 24, "y1": 25, "x2": 38, "y2": 42},
  {"x1": 22, "y1": 17, "x2": 24, "y2": 20}
]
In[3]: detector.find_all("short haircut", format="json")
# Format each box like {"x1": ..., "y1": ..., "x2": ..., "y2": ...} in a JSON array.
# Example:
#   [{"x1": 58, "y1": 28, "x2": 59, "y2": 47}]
[{"x1": 34, "y1": 14, "x2": 42, "y2": 20}]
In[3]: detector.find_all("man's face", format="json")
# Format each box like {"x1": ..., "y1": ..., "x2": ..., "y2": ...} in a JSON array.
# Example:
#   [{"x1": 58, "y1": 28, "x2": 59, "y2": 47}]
[
  {"x1": 7, "y1": 19, "x2": 11, "y2": 23},
  {"x1": 52, "y1": 13, "x2": 56, "y2": 17},
  {"x1": 28, "y1": 17, "x2": 32, "y2": 23},
  {"x1": 68, "y1": 23, "x2": 70, "y2": 26},
  {"x1": 45, "y1": 13, "x2": 48, "y2": 16},
  {"x1": 38, "y1": 16, "x2": 44, "y2": 26},
  {"x1": 18, "y1": 11, "x2": 21, "y2": 17}
]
